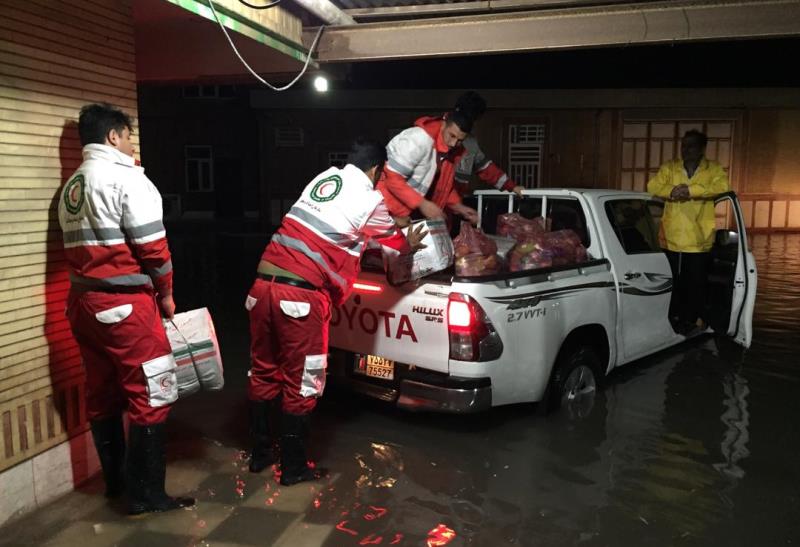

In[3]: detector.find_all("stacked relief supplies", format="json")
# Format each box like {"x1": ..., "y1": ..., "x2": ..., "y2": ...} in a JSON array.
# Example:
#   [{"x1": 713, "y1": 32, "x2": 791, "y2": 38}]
[
  {"x1": 500, "y1": 212, "x2": 588, "y2": 272},
  {"x1": 372, "y1": 212, "x2": 589, "y2": 280},
  {"x1": 450, "y1": 212, "x2": 589, "y2": 277}
]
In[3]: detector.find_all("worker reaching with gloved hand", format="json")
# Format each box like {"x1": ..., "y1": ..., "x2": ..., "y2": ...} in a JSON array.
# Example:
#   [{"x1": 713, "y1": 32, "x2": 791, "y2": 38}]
[{"x1": 245, "y1": 138, "x2": 427, "y2": 485}]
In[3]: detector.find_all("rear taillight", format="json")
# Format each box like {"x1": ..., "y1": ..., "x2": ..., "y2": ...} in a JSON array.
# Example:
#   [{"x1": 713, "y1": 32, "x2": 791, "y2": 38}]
[
  {"x1": 353, "y1": 281, "x2": 383, "y2": 294},
  {"x1": 447, "y1": 293, "x2": 503, "y2": 362},
  {"x1": 447, "y1": 300, "x2": 472, "y2": 330}
]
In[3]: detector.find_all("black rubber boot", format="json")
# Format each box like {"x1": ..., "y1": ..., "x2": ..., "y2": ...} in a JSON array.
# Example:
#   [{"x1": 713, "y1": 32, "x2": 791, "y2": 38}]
[
  {"x1": 90, "y1": 415, "x2": 125, "y2": 498},
  {"x1": 249, "y1": 399, "x2": 276, "y2": 473},
  {"x1": 279, "y1": 413, "x2": 324, "y2": 486},
  {"x1": 127, "y1": 423, "x2": 195, "y2": 516}
]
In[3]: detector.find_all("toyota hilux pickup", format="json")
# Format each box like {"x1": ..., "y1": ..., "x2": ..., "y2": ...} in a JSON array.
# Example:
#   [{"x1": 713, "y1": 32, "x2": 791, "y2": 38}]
[{"x1": 327, "y1": 189, "x2": 756, "y2": 415}]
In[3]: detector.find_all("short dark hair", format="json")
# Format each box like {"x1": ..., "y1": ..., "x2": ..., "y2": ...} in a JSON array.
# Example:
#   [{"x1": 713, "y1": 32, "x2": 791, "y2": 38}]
[
  {"x1": 348, "y1": 137, "x2": 386, "y2": 171},
  {"x1": 454, "y1": 91, "x2": 487, "y2": 121},
  {"x1": 445, "y1": 110, "x2": 473, "y2": 133},
  {"x1": 682, "y1": 129, "x2": 708, "y2": 148},
  {"x1": 78, "y1": 103, "x2": 133, "y2": 147}
]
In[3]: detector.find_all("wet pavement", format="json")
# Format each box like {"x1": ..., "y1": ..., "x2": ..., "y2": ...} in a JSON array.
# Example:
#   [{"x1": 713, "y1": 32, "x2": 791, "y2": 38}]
[{"x1": 2, "y1": 232, "x2": 799, "y2": 547}]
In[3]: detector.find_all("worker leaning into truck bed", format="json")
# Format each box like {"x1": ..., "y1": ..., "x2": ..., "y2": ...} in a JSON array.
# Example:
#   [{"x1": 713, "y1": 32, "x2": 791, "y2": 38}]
[
  {"x1": 377, "y1": 109, "x2": 479, "y2": 227},
  {"x1": 244, "y1": 138, "x2": 426, "y2": 486}
]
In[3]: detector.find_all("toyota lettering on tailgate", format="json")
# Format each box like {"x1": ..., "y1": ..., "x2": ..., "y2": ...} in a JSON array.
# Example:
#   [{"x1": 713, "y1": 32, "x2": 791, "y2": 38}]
[{"x1": 331, "y1": 303, "x2": 418, "y2": 342}]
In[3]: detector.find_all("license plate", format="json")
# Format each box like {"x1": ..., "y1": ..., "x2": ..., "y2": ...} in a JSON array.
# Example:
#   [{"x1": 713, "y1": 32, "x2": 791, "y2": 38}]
[{"x1": 355, "y1": 354, "x2": 395, "y2": 380}]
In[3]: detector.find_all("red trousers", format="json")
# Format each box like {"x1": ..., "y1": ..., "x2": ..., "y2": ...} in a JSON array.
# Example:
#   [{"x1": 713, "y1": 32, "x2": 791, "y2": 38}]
[
  {"x1": 246, "y1": 278, "x2": 331, "y2": 415},
  {"x1": 66, "y1": 288, "x2": 177, "y2": 425}
]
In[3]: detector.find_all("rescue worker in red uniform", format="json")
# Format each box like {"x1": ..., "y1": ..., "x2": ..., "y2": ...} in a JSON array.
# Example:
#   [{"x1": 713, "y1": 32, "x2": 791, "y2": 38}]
[
  {"x1": 246, "y1": 139, "x2": 426, "y2": 485},
  {"x1": 58, "y1": 103, "x2": 194, "y2": 515},
  {"x1": 377, "y1": 110, "x2": 479, "y2": 227},
  {"x1": 451, "y1": 91, "x2": 526, "y2": 198}
]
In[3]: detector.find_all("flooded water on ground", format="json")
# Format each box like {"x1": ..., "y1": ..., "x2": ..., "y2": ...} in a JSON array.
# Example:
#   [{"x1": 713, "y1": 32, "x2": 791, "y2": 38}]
[{"x1": 2, "y1": 233, "x2": 798, "y2": 547}]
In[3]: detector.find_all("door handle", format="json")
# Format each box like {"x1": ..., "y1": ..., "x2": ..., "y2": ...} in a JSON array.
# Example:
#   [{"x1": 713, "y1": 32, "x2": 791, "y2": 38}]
[{"x1": 624, "y1": 272, "x2": 641, "y2": 280}]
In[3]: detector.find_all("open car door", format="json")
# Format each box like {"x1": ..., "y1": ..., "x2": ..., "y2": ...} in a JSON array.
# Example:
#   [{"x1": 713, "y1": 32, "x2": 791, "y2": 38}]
[{"x1": 706, "y1": 192, "x2": 757, "y2": 348}]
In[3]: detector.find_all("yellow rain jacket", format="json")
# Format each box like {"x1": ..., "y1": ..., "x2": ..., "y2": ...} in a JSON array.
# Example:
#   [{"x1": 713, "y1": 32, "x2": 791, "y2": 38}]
[{"x1": 647, "y1": 158, "x2": 730, "y2": 252}]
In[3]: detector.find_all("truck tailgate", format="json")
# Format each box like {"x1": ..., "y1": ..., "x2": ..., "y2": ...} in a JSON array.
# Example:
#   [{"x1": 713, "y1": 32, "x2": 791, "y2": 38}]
[{"x1": 329, "y1": 271, "x2": 451, "y2": 373}]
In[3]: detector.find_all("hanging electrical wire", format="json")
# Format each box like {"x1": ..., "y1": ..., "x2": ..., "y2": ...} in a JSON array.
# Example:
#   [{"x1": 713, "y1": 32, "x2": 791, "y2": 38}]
[
  {"x1": 207, "y1": 0, "x2": 324, "y2": 91},
  {"x1": 239, "y1": 0, "x2": 281, "y2": 8}
]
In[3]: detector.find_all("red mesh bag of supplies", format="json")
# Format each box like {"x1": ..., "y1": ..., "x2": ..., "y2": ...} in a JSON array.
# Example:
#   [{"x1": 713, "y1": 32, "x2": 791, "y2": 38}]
[
  {"x1": 509, "y1": 229, "x2": 588, "y2": 271},
  {"x1": 496, "y1": 213, "x2": 547, "y2": 239},
  {"x1": 453, "y1": 221, "x2": 497, "y2": 258},
  {"x1": 455, "y1": 253, "x2": 502, "y2": 277},
  {"x1": 542, "y1": 230, "x2": 586, "y2": 266},
  {"x1": 453, "y1": 221, "x2": 501, "y2": 276},
  {"x1": 508, "y1": 235, "x2": 553, "y2": 271}
]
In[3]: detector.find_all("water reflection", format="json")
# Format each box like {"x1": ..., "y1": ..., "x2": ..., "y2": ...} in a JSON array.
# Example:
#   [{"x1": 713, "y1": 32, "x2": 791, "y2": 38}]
[
  {"x1": 747, "y1": 234, "x2": 800, "y2": 375},
  {"x1": 165, "y1": 231, "x2": 799, "y2": 546},
  {"x1": 714, "y1": 371, "x2": 750, "y2": 480}
]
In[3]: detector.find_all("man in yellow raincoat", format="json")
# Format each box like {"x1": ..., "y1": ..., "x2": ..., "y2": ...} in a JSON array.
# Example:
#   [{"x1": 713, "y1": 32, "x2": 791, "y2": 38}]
[{"x1": 647, "y1": 130, "x2": 730, "y2": 334}]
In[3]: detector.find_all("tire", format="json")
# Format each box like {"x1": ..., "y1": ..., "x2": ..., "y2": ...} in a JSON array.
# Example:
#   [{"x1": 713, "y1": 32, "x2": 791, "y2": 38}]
[{"x1": 546, "y1": 346, "x2": 601, "y2": 419}]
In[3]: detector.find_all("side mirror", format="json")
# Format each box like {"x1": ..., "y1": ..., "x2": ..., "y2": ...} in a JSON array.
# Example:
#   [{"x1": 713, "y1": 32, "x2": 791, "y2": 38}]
[{"x1": 714, "y1": 229, "x2": 739, "y2": 246}]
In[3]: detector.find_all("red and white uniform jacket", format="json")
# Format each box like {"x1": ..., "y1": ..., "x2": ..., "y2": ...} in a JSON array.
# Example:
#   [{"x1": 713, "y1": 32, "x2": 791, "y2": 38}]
[
  {"x1": 455, "y1": 134, "x2": 517, "y2": 195},
  {"x1": 58, "y1": 144, "x2": 173, "y2": 297},
  {"x1": 377, "y1": 116, "x2": 466, "y2": 217},
  {"x1": 263, "y1": 164, "x2": 409, "y2": 306}
]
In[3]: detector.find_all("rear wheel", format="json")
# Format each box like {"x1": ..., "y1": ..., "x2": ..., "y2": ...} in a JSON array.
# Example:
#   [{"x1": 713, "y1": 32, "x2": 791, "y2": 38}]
[{"x1": 547, "y1": 347, "x2": 601, "y2": 419}]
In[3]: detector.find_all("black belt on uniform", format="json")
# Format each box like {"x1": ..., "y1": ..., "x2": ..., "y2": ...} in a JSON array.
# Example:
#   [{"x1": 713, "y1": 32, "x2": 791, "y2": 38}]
[
  {"x1": 257, "y1": 273, "x2": 318, "y2": 291},
  {"x1": 71, "y1": 283, "x2": 152, "y2": 295}
]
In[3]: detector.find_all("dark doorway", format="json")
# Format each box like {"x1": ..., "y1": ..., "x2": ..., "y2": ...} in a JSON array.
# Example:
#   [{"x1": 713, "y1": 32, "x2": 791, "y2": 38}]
[{"x1": 215, "y1": 158, "x2": 243, "y2": 219}]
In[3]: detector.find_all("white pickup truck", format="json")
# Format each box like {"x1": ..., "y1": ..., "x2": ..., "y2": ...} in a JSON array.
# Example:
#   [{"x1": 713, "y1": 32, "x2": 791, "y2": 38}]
[{"x1": 328, "y1": 189, "x2": 757, "y2": 415}]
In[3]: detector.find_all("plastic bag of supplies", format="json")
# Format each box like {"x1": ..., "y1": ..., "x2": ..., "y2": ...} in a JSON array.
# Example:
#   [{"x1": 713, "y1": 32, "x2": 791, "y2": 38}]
[
  {"x1": 508, "y1": 229, "x2": 587, "y2": 272},
  {"x1": 496, "y1": 213, "x2": 547, "y2": 239},
  {"x1": 164, "y1": 308, "x2": 224, "y2": 398},
  {"x1": 508, "y1": 235, "x2": 553, "y2": 271},
  {"x1": 453, "y1": 221, "x2": 502, "y2": 276},
  {"x1": 543, "y1": 229, "x2": 587, "y2": 266}
]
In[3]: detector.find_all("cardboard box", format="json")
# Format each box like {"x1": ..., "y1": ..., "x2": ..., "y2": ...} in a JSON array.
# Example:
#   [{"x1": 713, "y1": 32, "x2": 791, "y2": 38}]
[{"x1": 386, "y1": 219, "x2": 454, "y2": 284}]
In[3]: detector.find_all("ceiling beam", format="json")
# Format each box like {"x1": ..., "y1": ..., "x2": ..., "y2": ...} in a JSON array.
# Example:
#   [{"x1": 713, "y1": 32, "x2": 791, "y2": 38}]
[
  {"x1": 305, "y1": 0, "x2": 800, "y2": 62},
  {"x1": 249, "y1": 87, "x2": 800, "y2": 110},
  {"x1": 292, "y1": 0, "x2": 357, "y2": 25},
  {"x1": 343, "y1": 0, "x2": 638, "y2": 20},
  {"x1": 166, "y1": 0, "x2": 310, "y2": 63}
]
